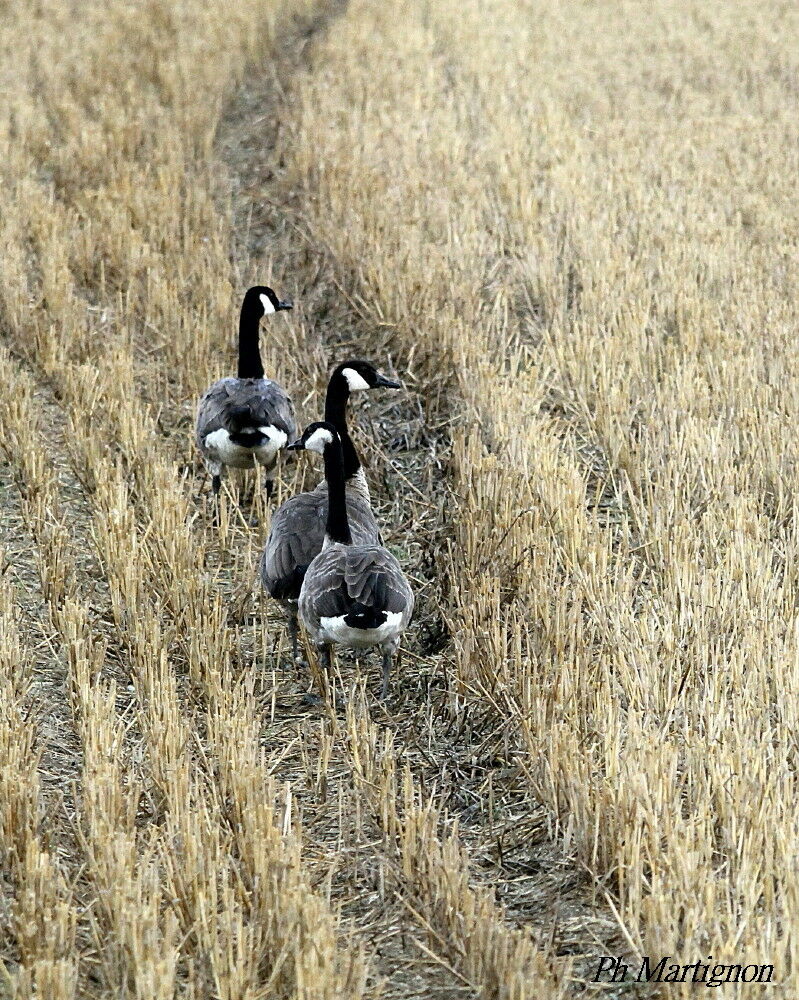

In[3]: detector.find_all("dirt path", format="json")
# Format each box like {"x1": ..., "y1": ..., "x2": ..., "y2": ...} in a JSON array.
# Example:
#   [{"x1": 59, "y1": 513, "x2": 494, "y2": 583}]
[{"x1": 212, "y1": 21, "x2": 632, "y2": 994}]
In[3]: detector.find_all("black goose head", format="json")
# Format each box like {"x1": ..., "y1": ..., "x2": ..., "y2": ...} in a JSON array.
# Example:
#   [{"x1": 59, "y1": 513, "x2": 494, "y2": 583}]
[
  {"x1": 286, "y1": 421, "x2": 340, "y2": 455},
  {"x1": 330, "y1": 359, "x2": 401, "y2": 393},
  {"x1": 242, "y1": 285, "x2": 293, "y2": 318}
]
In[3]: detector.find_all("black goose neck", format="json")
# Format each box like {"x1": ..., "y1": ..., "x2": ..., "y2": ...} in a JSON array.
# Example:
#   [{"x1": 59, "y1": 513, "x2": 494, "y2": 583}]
[
  {"x1": 325, "y1": 373, "x2": 360, "y2": 481},
  {"x1": 323, "y1": 436, "x2": 352, "y2": 545},
  {"x1": 237, "y1": 301, "x2": 264, "y2": 380}
]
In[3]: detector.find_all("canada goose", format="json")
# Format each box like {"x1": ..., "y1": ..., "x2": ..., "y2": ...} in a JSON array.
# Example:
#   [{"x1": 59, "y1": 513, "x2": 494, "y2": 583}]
[
  {"x1": 260, "y1": 360, "x2": 401, "y2": 666},
  {"x1": 288, "y1": 421, "x2": 413, "y2": 699},
  {"x1": 196, "y1": 286, "x2": 296, "y2": 498}
]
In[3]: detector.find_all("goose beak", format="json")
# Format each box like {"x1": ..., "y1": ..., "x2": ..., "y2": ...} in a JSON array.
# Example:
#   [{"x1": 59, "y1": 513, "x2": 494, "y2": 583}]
[
  {"x1": 374, "y1": 373, "x2": 401, "y2": 389},
  {"x1": 277, "y1": 299, "x2": 293, "y2": 311},
  {"x1": 286, "y1": 439, "x2": 303, "y2": 451}
]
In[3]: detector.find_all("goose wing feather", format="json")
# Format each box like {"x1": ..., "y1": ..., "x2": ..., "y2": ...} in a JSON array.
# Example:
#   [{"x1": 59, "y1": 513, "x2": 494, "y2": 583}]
[
  {"x1": 196, "y1": 377, "x2": 296, "y2": 449},
  {"x1": 261, "y1": 485, "x2": 379, "y2": 602},
  {"x1": 300, "y1": 544, "x2": 413, "y2": 635}
]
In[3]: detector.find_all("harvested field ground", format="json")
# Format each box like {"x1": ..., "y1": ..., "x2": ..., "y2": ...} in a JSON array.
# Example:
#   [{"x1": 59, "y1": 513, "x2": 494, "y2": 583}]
[{"x1": 0, "y1": 0, "x2": 797, "y2": 997}]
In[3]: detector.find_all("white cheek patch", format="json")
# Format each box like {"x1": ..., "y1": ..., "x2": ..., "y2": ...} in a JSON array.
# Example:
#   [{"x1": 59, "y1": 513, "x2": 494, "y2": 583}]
[
  {"x1": 342, "y1": 367, "x2": 371, "y2": 392},
  {"x1": 260, "y1": 293, "x2": 276, "y2": 315},
  {"x1": 304, "y1": 427, "x2": 334, "y2": 454}
]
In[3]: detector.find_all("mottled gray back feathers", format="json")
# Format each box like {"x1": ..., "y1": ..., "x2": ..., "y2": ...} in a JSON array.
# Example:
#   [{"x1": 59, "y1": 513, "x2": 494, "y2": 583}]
[
  {"x1": 196, "y1": 376, "x2": 296, "y2": 454},
  {"x1": 299, "y1": 542, "x2": 414, "y2": 638},
  {"x1": 260, "y1": 482, "x2": 379, "y2": 602}
]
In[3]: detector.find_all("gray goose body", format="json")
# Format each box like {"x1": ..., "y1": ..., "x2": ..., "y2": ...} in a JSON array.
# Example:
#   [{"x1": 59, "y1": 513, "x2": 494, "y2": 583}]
[
  {"x1": 299, "y1": 542, "x2": 414, "y2": 654},
  {"x1": 196, "y1": 376, "x2": 296, "y2": 474},
  {"x1": 260, "y1": 477, "x2": 378, "y2": 606}
]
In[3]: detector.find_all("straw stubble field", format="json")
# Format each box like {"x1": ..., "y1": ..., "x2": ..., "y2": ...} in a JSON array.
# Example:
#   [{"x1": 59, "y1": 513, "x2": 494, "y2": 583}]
[{"x1": 0, "y1": 0, "x2": 797, "y2": 996}]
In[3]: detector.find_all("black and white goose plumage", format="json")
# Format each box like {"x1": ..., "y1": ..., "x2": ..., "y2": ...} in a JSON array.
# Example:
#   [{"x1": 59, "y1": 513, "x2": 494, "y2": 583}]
[
  {"x1": 196, "y1": 286, "x2": 296, "y2": 497},
  {"x1": 288, "y1": 421, "x2": 413, "y2": 699},
  {"x1": 260, "y1": 360, "x2": 401, "y2": 664}
]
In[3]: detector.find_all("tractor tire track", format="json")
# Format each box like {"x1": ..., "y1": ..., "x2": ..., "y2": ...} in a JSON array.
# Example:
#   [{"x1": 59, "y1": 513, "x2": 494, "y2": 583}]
[{"x1": 213, "y1": 21, "x2": 632, "y2": 995}]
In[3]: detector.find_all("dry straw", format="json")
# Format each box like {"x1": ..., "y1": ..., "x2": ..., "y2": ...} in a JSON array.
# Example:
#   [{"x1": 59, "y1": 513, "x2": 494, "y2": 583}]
[{"x1": 1, "y1": 0, "x2": 794, "y2": 996}]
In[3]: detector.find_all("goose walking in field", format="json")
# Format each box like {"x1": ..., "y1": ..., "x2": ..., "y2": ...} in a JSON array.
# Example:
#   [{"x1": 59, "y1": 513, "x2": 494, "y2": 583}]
[
  {"x1": 287, "y1": 421, "x2": 413, "y2": 700},
  {"x1": 196, "y1": 286, "x2": 296, "y2": 499},
  {"x1": 260, "y1": 360, "x2": 401, "y2": 666}
]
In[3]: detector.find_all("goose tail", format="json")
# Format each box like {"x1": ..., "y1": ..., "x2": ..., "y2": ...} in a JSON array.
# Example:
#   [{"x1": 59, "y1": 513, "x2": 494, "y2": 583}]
[{"x1": 343, "y1": 603, "x2": 387, "y2": 630}]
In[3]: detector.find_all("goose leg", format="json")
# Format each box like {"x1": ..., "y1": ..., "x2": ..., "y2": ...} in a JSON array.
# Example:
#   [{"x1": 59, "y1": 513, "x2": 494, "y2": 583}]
[
  {"x1": 246, "y1": 478, "x2": 261, "y2": 527},
  {"x1": 209, "y1": 470, "x2": 223, "y2": 526},
  {"x1": 302, "y1": 645, "x2": 334, "y2": 709},
  {"x1": 380, "y1": 648, "x2": 392, "y2": 701},
  {"x1": 205, "y1": 458, "x2": 223, "y2": 498},
  {"x1": 202, "y1": 451, "x2": 223, "y2": 499},
  {"x1": 287, "y1": 612, "x2": 302, "y2": 668},
  {"x1": 301, "y1": 643, "x2": 329, "y2": 708},
  {"x1": 319, "y1": 645, "x2": 332, "y2": 674}
]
